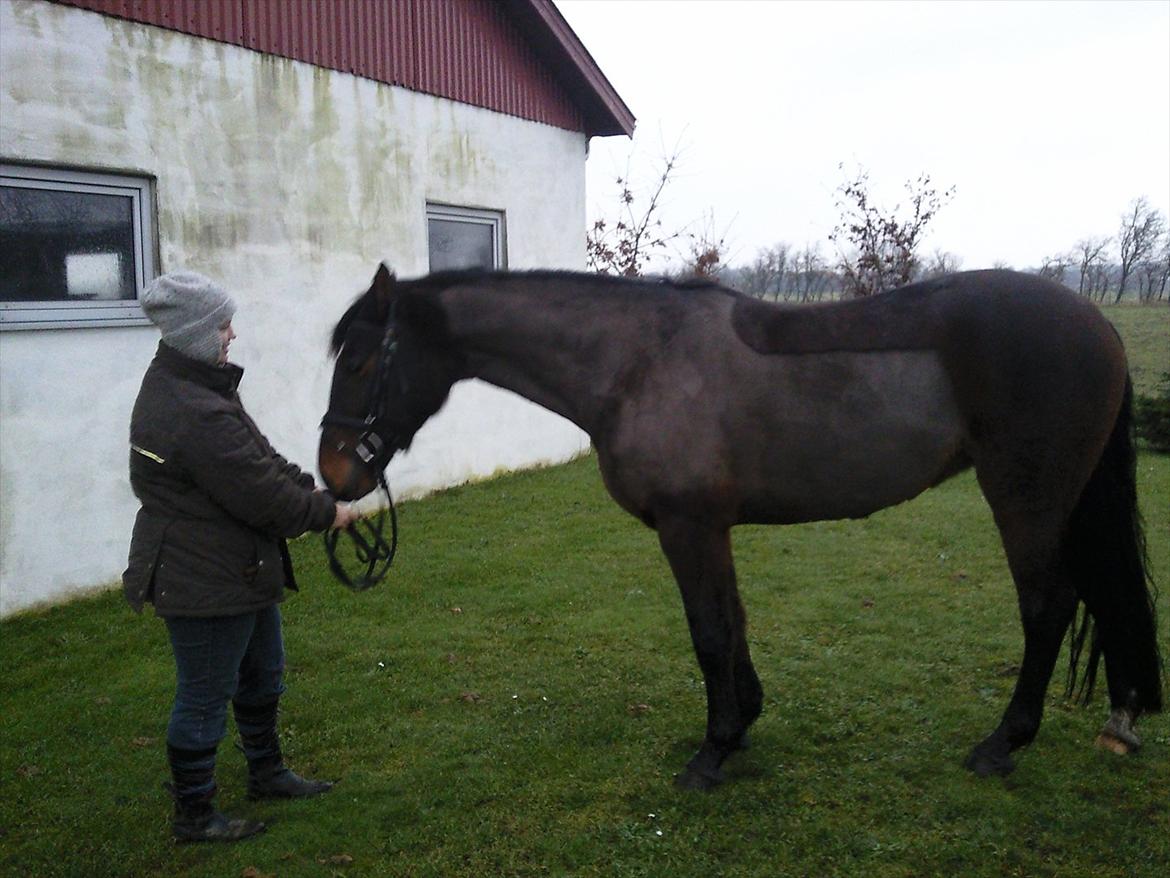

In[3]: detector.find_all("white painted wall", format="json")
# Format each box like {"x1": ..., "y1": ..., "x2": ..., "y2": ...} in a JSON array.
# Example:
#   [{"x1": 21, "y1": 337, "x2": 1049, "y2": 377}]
[{"x1": 0, "y1": 1, "x2": 591, "y2": 616}]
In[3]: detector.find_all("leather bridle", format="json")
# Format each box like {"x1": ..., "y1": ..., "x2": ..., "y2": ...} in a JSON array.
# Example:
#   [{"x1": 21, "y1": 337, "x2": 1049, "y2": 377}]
[
  {"x1": 319, "y1": 319, "x2": 403, "y2": 590},
  {"x1": 321, "y1": 320, "x2": 404, "y2": 472}
]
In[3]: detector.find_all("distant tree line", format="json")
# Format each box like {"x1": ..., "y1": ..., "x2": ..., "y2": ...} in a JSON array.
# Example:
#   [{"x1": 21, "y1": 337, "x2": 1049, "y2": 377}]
[
  {"x1": 588, "y1": 156, "x2": 1168, "y2": 304},
  {"x1": 1034, "y1": 197, "x2": 1169, "y2": 303},
  {"x1": 727, "y1": 193, "x2": 1168, "y2": 304}
]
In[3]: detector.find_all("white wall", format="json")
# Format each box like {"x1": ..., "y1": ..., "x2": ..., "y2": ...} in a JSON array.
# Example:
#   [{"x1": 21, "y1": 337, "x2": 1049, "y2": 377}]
[{"x1": 0, "y1": 0, "x2": 591, "y2": 616}]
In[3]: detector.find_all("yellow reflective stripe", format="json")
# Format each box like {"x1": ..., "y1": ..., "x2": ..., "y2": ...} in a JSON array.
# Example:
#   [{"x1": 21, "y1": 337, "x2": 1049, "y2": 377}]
[{"x1": 131, "y1": 444, "x2": 166, "y2": 465}]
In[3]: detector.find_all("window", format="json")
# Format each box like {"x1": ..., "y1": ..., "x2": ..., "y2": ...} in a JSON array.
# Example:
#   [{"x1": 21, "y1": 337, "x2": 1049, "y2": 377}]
[
  {"x1": 1, "y1": 163, "x2": 156, "y2": 330},
  {"x1": 426, "y1": 203, "x2": 506, "y2": 271}
]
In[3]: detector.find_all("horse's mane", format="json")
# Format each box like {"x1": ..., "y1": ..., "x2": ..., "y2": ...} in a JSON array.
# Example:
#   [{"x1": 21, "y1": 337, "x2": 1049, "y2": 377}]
[
  {"x1": 330, "y1": 295, "x2": 370, "y2": 353},
  {"x1": 331, "y1": 270, "x2": 734, "y2": 353},
  {"x1": 414, "y1": 268, "x2": 728, "y2": 293}
]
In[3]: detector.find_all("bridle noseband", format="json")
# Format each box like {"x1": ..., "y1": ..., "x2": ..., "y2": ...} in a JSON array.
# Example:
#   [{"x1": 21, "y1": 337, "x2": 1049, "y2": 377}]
[
  {"x1": 320, "y1": 319, "x2": 404, "y2": 591},
  {"x1": 321, "y1": 321, "x2": 403, "y2": 472}
]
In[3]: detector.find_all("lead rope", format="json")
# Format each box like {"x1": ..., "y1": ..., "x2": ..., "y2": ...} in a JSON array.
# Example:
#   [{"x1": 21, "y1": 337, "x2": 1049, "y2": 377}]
[{"x1": 323, "y1": 472, "x2": 398, "y2": 591}]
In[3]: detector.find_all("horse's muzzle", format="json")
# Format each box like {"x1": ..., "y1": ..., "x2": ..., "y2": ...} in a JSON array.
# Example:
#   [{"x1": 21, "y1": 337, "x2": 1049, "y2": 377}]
[{"x1": 318, "y1": 426, "x2": 383, "y2": 500}]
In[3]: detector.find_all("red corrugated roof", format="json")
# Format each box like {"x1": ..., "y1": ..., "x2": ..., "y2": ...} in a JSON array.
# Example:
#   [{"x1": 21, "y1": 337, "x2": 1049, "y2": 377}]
[{"x1": 45, "y1": 0, "x2": 635, "y2": 137}]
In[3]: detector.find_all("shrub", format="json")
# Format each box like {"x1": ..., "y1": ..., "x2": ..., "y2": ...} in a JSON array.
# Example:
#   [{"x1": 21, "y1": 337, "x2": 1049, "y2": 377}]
[{"x1": 1135, "y1": 371, "x2": 1170, "y2": 452}]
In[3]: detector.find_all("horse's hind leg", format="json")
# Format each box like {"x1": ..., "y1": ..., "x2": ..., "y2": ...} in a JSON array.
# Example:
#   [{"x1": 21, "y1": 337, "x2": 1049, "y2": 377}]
[
  {"x1": 656, "y1": 515, "x2": 759, "y2": 789},
  {"x1": 965, "y1": 512, "x2": 1078, "y2": 777}
]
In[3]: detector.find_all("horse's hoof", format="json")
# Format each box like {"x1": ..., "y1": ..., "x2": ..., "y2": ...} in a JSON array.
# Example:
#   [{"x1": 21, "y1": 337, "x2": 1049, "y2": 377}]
[
  {"x1": 964, "y1": 748, "x2": 1014, "y2": 778},
  {"x1": 1097, "y1": 708, "x2": 1141, "y2": 754},
  {"x1": 1095, "y1": 732, "x2": 1133, "y2": 755},
  {"x1": 674, "y1": 766, "x2": 724, "y2": 791}
]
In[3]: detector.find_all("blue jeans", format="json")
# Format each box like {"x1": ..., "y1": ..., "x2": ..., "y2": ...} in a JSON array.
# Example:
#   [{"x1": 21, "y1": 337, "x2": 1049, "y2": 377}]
[{"x1": 165, "y1": 605, "x2": 286, "y2": 753}]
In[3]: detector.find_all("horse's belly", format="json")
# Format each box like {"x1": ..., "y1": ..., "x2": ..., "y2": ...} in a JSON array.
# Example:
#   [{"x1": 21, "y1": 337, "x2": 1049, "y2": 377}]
[{"x1": 737, "y1": 351, "x2": 965, "y2": 524}]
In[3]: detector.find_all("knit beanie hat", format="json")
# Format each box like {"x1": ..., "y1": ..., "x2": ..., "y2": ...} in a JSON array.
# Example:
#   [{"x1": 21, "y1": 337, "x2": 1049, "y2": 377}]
[{"x1": 141, "y1": 271, "x2": 236, "y2": 365}]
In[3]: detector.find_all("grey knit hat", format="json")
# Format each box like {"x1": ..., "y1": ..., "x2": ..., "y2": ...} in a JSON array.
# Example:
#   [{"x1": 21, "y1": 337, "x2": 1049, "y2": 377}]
[{"x1": 141, "y1": 271, "x2": 236, "y2": 364}]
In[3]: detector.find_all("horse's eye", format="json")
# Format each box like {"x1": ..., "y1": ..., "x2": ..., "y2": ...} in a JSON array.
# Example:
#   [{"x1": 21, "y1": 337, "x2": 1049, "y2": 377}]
[
  {"x1": 341, "y1": 344, "x2": 368, "y2": 373},
  {"x1": 341, "y1": 324, "x2": 382, "y2": 373}
]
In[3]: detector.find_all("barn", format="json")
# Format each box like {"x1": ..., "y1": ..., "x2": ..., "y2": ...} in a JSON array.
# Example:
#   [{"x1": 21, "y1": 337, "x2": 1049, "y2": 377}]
[{"x1": 0, "y1": 0, "x2": 634, "y2": 616}]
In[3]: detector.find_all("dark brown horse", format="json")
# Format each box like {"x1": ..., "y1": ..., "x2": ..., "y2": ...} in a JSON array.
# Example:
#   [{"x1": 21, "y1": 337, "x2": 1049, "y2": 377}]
[{"x1": 319, "y1": 265, "x2": 1162, "y2": 789}]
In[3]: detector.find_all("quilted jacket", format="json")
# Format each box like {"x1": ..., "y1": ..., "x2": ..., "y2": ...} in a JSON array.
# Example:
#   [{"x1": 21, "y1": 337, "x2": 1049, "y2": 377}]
[{"x1": 123, "y1": 342, "x2": 336, "y2": 616}]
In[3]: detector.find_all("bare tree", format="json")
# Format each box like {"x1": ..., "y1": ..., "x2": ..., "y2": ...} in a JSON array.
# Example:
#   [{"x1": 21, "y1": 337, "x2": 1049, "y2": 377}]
[
  {"x1": 739, "y1": 243, "x2": 790, "y2": 300},
  {"x1": 829, "y1": 164, "x2": 955, "y2": 297},
  {"x1": 1073, "y1": 236, "x2": 1111, "y2": 298},
  {"x1": 792, "y1": 242, "x2": 832, "y2": 302},
  {"x1": 1087, "y1": 261, "x2": 1114, "y2": 302},
  {"x1": 1115, "y1": 197, "x2": 1166, "y2": 303},
  {"x1": 1038, "y1": 252, "x2": 1074, "y2": 285},
  {"x1": 919, "y1": 249, "x2": 963, "y2": 280},
  {"x1": 1154, "y1": 237, "x2": 1170, "y2": 301},
  {"x1": 586, "y1": 147, "x2": 683, "y2": 277},
  {"x1": 1136, "y1": 237, "x2": 1170, "y2": 302}
]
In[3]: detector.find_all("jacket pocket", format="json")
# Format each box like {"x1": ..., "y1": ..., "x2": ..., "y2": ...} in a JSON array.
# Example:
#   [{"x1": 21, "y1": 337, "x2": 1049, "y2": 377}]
[
  {"x1": 122, "y1": 510, "x2": 171, "y2": 614},
  {"x1": 251, "y1": 534, "x2": 286, "y2": 600}
]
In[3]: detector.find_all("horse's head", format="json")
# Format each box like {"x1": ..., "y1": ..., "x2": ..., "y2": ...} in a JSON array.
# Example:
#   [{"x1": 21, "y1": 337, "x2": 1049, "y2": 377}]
[{"x1": 319, "y1": 264, "x2": 464, "y2": 500}]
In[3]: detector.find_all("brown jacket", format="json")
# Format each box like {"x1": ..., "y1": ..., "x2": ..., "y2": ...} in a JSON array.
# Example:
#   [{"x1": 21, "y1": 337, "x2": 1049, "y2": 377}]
[{"x1": 123, "y1": 343, "x2": 336, "y2": 616}]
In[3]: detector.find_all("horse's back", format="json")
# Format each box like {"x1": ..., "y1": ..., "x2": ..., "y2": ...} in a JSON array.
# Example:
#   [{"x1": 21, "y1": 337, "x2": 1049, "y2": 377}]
[
  {"x1": 731, "y1": 270, "x2": 1117, "y2": 358},
  {"x1": 730, "y1": 269, "x2": 1127, "y2": 428}
]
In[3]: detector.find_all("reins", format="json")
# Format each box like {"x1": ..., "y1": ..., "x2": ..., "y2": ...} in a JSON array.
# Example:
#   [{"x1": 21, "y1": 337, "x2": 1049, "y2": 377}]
[{"x1": 322, "y1": 471, "x2": 398, "y2": 591}]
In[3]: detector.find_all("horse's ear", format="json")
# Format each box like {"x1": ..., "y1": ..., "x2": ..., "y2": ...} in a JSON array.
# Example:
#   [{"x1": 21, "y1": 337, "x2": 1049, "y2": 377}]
[
  {"x1": 397, "y1": 291, "x2": 449, "y2": 341},
  {"x1": 369, "y1": 263, "x2": 398, "y2": 320}
]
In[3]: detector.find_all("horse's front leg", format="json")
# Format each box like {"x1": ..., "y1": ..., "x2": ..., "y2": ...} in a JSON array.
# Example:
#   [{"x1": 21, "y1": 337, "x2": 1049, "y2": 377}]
[{"x1": 657, "y1": 515, "x2": 756, "y2": 790}]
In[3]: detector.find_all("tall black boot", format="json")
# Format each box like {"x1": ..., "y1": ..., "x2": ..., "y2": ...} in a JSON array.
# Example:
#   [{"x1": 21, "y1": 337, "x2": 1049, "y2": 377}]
[
  {"x1": 233, "y1": 699, "x2": 334, "y2": 800},
  {"x1": 167, "y1": 744, "x2": 265, "y2": 843}
]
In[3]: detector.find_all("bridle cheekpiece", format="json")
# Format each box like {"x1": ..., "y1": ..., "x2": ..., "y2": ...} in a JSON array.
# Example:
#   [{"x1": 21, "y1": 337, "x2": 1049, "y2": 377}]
[{"x1": 320, "y1": 318, "x2": 403, "y2": 591}]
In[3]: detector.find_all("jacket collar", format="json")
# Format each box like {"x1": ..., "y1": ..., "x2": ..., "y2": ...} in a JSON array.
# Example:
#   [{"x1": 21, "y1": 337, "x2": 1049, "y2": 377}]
[{"x1": 154, "y1": 342, "x2": 244, "y2": 395}]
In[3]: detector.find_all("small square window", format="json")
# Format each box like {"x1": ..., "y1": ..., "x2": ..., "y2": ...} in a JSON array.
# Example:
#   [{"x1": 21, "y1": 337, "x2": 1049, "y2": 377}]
[
  {"x1": 426, "y1": 203, "x2": 506, "y2": 271},
  {"x1": 1, "y1": 163, "x2": 157, "y2": 330}
]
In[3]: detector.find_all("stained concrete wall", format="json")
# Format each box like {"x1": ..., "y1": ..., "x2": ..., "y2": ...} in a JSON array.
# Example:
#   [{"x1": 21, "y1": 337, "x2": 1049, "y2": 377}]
[{"x1": 0, "y1": 0, "x2": 591, "y2": 616}]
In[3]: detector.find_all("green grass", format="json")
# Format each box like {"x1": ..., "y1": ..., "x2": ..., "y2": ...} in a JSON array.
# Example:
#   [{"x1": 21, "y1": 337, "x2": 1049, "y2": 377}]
[
  {"x1": 1102, "y1": 303, "x2": 1169, "y2": 398},
  {"x1": 2, "y1": 453, "x2": 1168, "y2": 878}
]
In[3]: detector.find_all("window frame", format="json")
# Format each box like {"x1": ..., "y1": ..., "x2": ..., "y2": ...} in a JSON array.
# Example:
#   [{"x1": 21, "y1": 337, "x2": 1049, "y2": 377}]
[
  {"x1": 0, "y1": 162, "x2": 157, "y2": 331},
  {"x1": 425, "y1": 202, "x2": 507, "y2": 271}
]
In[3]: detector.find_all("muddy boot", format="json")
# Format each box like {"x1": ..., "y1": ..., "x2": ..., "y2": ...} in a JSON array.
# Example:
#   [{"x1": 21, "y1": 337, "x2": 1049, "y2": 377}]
[
  {"x1": 167, "y1": 744, "x2": 265, "y2": 843},
  {"x1": 234, "y1": 699, "x2": 334, "y2": 800}
]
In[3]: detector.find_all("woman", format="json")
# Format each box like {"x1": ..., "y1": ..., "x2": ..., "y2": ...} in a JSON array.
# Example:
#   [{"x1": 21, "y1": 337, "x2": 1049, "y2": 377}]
[{"x1": 123, "y1": 271, "x2": 358, "y2": 843}]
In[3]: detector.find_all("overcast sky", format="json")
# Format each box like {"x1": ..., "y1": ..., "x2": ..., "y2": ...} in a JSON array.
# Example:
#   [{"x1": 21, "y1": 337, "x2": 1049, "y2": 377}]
[{"x1": 556, "y1": 0, "x2": 1170, "y2": 273}]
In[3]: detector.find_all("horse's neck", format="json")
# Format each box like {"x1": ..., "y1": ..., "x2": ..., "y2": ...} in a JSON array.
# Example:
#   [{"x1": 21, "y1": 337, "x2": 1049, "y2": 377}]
[{"x1": 438, "y1": 281, "x2": 639, "y2": 433}]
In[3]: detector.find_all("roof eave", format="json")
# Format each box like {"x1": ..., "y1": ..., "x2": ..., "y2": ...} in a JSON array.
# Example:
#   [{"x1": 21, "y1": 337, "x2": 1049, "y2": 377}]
[{"x1": 506, "y1": 0, "x2": 636, "y2": 138}]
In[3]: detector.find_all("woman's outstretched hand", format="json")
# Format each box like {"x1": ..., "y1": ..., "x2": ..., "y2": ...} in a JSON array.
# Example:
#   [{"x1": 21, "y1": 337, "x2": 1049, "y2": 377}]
[{"x1": 331, "y1": 503, "x2": 360, "y2": 530}]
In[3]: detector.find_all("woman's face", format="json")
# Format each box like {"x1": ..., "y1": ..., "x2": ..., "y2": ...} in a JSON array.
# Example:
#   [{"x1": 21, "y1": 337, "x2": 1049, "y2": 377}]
[{"x1": 217, "y1": 320, "x2": 236, "y2": 364}]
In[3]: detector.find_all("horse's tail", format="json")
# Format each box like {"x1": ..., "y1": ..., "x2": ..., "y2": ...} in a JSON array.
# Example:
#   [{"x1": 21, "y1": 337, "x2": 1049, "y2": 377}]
[{"x1": 1064, "y1": 375, "x2": 1163, "y2": 713}]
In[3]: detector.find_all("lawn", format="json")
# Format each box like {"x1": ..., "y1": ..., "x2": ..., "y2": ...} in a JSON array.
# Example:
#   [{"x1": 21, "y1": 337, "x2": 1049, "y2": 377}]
[
  {"x1": 2, "y1": 301, "x2": 1167, "y2": 877},
  {"x1": 2, "y1": 451, "x2": 1168, "y2": 878},
  {"x1": 1102, "y1": 303, "x2": 1168, "y2": 398}
]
